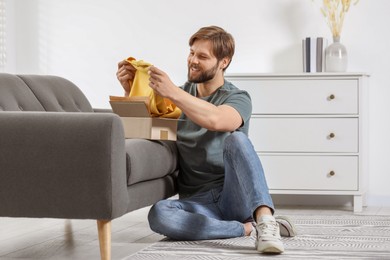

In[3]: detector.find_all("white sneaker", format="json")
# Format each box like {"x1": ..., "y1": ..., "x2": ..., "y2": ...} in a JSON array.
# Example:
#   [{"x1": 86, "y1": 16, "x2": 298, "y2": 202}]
[
  {"x1": 255, "y1": 215, "x2": 284, "y2": 254},
  {"x1": 275, "y1": 215, "x2": 297, "y2": 237}
]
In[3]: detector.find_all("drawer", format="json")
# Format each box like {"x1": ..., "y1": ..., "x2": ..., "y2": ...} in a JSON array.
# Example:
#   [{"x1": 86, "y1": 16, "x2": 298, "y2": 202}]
[
  {"x1": 229, "y1": 79, "x2": 358, "y2": 114},
  {"x1": 249, "y1": 117, "x2": 358, "y2": 152},
  {"x1": 260, "y1": 155, "x2": 358, "y2": 191}
]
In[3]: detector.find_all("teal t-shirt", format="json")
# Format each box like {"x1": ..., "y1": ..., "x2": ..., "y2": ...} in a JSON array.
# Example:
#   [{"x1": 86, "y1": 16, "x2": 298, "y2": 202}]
[{"x1": 176, "y1": 80, "x2": 252, "y2": 197}]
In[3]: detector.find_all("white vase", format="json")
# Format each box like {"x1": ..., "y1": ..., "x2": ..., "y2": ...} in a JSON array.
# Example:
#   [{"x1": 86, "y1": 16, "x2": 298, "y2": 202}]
[{"x1": 325, "y1": 36, "x2": 348, "y2": 72}]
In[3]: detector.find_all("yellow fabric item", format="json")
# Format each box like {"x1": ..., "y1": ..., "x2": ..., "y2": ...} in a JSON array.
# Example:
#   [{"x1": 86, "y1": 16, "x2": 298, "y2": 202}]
[{"x1": 126, "y1": 57, "x2": 181, "y2": 119}]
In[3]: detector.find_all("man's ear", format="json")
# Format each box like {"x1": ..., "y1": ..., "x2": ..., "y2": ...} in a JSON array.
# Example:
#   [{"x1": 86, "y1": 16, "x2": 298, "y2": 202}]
[{"x1": 220, "y1": 57, "x2": 230, "y2": 70}]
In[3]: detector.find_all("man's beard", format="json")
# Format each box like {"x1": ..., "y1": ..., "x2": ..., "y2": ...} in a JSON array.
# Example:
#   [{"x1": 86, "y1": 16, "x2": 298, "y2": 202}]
[{"x1": 187, "y1": 62, "x2": 219, "y2": 83}]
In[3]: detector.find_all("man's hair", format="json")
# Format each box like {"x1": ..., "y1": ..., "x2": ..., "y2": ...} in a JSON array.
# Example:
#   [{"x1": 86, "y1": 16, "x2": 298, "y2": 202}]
[{"x1": 189, "y1": 26, "x2": 235, "y2": 71}]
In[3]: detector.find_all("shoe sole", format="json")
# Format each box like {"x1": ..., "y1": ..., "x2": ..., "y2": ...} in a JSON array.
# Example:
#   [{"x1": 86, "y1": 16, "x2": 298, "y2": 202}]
[
  {"x1": 256, "y1": 241, "x2": 284, "y2": 254},
  {"x1": 275, "y1": 215, "x2": 297, "y2": 237}
]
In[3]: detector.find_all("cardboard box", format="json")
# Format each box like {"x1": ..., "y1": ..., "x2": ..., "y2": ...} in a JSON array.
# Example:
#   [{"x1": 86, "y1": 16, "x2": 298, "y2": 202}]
[{"x1": 109, "y1": 97, "x2": 178, "y2": 141}]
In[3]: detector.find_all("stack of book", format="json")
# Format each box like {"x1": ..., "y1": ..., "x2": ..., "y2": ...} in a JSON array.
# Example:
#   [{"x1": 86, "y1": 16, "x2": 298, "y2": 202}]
[{"x1": 302, "y1": 37, "x2": 327, "y2": 73}]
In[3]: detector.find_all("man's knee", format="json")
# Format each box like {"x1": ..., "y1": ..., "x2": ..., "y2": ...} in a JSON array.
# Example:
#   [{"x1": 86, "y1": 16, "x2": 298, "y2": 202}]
[
  {"x1": 224, "y1": 131, "x2": 250, "y2": 155},
  {"x1": 148, "y1": 200, "x2": 169, "y2": 233},
  {"x1": 226, "y1": 131, "x2": 248, "y2": 144}
]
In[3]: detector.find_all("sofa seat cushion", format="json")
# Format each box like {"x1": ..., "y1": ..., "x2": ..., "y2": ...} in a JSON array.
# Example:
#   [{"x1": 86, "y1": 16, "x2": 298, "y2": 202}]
[{"x1": 125, "y1": 139, "x2": 178, "y2": 185}]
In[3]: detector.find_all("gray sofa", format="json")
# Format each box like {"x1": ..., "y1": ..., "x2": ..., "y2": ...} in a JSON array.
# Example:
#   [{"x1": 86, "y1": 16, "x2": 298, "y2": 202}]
[{"x1": 0, "y1": 73, "x2": 178, "y2": 260}]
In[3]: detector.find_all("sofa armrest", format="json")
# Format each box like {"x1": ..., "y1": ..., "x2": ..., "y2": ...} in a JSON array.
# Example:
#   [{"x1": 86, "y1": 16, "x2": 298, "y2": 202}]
[
  {"x1": 93, "y1": 108, "x2": 113, "y2": 113},
  {"x1": 0, "y1": 111, "x2": 128, "y2": 220}
]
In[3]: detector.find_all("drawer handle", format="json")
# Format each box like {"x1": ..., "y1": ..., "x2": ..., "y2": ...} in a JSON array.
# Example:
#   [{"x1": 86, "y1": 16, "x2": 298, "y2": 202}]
[
  {"x1": 329, "y1": 171, "x2": 336, "y2": 176},
  {"x1": 328, "y1": 132, "x2": 335, "y2": 139},
  {"x1": 328, "y1": 94, "x2": 336, "y2": 100}
]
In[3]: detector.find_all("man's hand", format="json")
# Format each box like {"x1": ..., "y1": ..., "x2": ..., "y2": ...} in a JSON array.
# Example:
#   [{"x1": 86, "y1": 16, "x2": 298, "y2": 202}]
[
  {"x1": 116, "y1": 60, "x2": 136, "y2": 96},
  {"x1": 148, "y1": 66, "x2": 179, "y2": 99}
]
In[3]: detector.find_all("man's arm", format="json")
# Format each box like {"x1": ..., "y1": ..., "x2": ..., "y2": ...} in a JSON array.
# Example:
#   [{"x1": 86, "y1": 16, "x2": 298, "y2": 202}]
[{"x1": 148, "y1": 66, "x2": 243, "y2": 132}]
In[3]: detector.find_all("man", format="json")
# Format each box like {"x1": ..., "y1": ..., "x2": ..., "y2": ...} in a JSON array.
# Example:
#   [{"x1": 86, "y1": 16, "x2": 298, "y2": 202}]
[{"x1": 116, "y1": 26, "x2": 292, "y2": 254}]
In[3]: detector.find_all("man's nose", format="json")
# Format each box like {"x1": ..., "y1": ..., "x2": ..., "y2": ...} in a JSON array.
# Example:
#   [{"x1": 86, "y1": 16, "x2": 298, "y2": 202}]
[{"x1": 188, "y1": 56, "x2": 199, "y2": 64}]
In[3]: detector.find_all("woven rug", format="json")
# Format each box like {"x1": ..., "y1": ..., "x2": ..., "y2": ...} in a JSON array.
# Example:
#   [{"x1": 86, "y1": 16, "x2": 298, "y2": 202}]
[{"x1": 123, "y1": 214, "x2": 390, "y2": 259}]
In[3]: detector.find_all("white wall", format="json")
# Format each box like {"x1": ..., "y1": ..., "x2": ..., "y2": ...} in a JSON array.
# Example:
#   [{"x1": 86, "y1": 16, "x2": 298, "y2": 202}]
[{"x1": 6, "y1": 0, "x2": 390, "y2": 207}]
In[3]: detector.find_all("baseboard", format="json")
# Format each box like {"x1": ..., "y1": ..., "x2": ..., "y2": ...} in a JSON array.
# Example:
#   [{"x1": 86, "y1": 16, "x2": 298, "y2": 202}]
[
  {"x1": 365, "y1": 194, "x2": 390, "y2": 207},
  {"x1": 272, "y1": 194, "x2": 390, "y2": 208}
]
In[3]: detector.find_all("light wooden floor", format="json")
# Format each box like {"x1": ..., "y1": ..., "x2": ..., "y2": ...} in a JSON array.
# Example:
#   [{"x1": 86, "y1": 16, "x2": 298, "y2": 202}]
[{"x1": 1, "y1": 205, "x2": 390, "y2": 260}]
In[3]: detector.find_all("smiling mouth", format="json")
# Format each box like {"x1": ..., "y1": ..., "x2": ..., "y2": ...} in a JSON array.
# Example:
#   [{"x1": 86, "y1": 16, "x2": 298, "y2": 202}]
[{"x1": 190, "y1": 65, "x2": 200, "y2": 72}]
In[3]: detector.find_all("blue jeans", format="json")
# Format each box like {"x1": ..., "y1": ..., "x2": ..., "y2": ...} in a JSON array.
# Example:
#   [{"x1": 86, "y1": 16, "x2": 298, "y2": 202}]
[{"x1": 148, "y1": 132, "x2": 274, "y2": 240}]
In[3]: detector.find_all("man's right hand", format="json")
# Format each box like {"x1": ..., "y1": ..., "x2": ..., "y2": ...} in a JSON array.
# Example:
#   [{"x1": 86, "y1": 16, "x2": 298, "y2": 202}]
[{"x1": 116, "y1": 60, "x2": 136, "y2": 96}]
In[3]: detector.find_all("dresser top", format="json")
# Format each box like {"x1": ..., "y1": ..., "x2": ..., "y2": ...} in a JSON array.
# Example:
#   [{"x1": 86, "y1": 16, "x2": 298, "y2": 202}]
[{"x1": 225, "y1": 72, "x2": 369, "y2": 78}]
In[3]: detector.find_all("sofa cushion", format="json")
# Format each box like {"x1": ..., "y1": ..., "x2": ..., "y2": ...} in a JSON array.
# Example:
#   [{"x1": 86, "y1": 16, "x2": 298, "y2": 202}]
[
  {"x1": 17, "y1": 74, "x2": 93, "y2": 112},
  {"x1": 125, "y1": 139, "x2": 178, "y2": 185},
  {"x1": 0, "y1": 73, "x2": 45, "y2": 111}
]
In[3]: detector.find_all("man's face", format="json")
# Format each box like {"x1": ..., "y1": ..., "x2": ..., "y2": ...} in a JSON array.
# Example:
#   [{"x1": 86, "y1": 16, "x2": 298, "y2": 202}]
[{"x1": 187, "y1": 39, "x2": 220, "y2": 83}]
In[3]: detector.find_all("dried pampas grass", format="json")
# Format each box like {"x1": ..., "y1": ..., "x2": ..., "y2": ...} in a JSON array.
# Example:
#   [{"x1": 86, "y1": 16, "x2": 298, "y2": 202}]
[{"x1": 314, "y1": 0, "x2": 359, "y2": 38}]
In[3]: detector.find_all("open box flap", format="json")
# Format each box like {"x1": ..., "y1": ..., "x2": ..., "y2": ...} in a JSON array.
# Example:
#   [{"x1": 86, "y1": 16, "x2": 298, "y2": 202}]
[{"x1": 109, "y1": 96, "x2": 150, "y2": 117}]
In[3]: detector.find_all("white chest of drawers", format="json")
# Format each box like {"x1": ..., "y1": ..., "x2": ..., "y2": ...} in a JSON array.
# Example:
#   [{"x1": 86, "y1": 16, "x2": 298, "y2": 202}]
[{"x1": 226, "y1": 73, "x2": 369, "y2": 212}]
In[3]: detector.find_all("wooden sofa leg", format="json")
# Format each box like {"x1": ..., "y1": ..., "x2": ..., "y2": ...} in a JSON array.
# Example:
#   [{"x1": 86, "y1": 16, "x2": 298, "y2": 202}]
[{"x1": 97, "y1": 220, "x2": 111, "y2": 260}]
